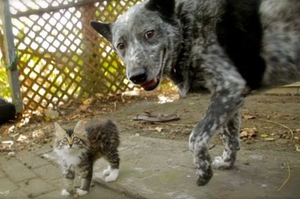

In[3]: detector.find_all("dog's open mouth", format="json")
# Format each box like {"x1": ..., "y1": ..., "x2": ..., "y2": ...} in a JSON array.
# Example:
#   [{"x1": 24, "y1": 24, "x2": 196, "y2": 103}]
[
  {"x1": 140, "y1": 76, "x2": 161, "y2": 91},
  {"x1": 139, "y1": 49, "x2": 166, "y2": 91}
]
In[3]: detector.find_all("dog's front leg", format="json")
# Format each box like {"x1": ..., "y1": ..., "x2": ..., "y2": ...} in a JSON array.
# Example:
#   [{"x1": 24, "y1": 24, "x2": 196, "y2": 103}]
[
  {"x1": 189, "y1": 80, "x2": 247, "y2": 186},
  {"x1": 213, "y1": 111, "x2": 241, "y2": 169}
]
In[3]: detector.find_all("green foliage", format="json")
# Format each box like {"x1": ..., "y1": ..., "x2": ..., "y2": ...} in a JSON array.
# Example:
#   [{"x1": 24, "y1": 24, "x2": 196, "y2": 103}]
[
  {"x1": 0, "y1": 23, "x2": 11, "y2": 99},
  {"x1": 0, "y1": 64, "x2": 11, "y2": 99}
]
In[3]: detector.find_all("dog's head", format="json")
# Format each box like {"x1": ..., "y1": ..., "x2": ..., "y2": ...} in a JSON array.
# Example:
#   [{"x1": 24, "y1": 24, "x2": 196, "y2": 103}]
[{"x1": 90, "y1": 0, "x2": 182, "y2": 91}]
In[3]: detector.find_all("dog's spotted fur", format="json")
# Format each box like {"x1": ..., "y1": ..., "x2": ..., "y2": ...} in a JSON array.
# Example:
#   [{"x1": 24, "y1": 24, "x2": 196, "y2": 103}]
[{"x1": 90, "y1": 0, "x2": 300, "y2": 186}]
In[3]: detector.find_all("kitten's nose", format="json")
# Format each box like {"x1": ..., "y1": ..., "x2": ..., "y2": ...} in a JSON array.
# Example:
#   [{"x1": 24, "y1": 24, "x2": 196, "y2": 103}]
[{"x1": 69, "y1": 144, "x2": 73, "y2": 148}]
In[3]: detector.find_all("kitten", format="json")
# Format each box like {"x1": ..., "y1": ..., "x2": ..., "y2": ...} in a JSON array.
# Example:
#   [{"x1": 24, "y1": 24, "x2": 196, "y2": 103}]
[{"x1": 54, "y1": 119, "x2": 120, "y2": 196}]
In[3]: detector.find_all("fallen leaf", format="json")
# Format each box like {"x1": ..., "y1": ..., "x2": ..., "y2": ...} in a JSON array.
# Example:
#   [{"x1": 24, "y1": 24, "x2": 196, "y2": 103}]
[
  {"x1": 82, "y1": 97, "x2": 95, "y2": 105},
  {"x1": 243, "y1": 114, "x2": 256, "y2": 120},
  {"x1": 155, "y1": 127, "x2": 163, "y2": 132},
  {"x1": 149, "y1": 126, "x2": 163, "y2": 132},
  {"x1": 80, "y1": 105, "x2": 89, "y2": 110},
  {"x1": 240, "y1": 127, "x2": 257, "y2": 138},
  {"x1": 44, "y1": 116, "x2": 51, "y2": 122},
  {"x1": 17, "y1": 135, "x2": 28, "y2": 142},
  {"x1": 44, "y1": 109, "x2": 59, "y2": 120},
  {"x1": 264, "y1": 137, "x2": 275, "y2": 141},
  {"x1": 240, "y1": 131, "x2": 249, "y2": 138},
  {"x1": 1, "y1": 140, "x2": 14, "y2": 148},
  {"x1": 260, "y1": 134, "x2": 269, "y2": 138},
  {"x1": 7, "y1": 152, "x2": 15, "y2": 158},
  {"x1": 69, "y1": 114, "x2": 78, "y2": 120},
  {"x1": 82, "y1": 100, "x2": 88, "y2": 105},
  {"x1": 32, "y1": 130, "x2": 45, "y2": 139},
  {"x1": 243, "y1": 161, "x2": 250, "y2": 165}
]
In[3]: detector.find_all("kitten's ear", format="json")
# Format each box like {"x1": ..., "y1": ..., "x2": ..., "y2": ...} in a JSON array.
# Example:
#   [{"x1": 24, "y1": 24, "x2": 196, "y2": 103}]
[
  {"x1": 54, "y1": 122, "x2": 65, "y2": 138},
  {"x1": 90, "y1": 20, "x2": 112, "y2": 43},
  {"x1": 74, "y1": 120, "x2": 86, "y2": 137}
]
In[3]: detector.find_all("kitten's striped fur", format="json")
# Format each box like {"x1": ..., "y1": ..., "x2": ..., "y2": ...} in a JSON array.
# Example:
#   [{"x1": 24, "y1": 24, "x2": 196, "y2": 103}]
[{"x1": 54, "y1": 119, "x2": 120, "y2": 196}]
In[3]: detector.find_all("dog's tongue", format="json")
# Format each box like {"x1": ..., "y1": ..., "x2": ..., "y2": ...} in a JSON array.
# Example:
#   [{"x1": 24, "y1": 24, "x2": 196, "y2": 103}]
[{"x1": 140, "y1": 78, "x2": 159, "y2": 91}]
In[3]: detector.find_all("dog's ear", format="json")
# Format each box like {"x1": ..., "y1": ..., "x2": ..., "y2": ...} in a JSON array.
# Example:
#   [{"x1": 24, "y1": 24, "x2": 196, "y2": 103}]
[
  {"x1": 145, "y1": 0, "x2": 175, "y2": 18},
  {"x1": 90, "y1": 20, "x2": 112, "y2": 43}
]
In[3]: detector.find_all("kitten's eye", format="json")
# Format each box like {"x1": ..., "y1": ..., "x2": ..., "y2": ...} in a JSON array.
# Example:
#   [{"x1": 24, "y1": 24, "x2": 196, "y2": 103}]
[
  {"x1": 73, "y1": 137, "x2": 79, "y2": 142},
  {"x1": 117, "y1": 43, "x2": 125, "y2": 50},
  {"x1": 144, "y1": 30, "x2": 155, "y2": 39},
  {"x1": 62, "y1": 137, "x2": 68, "y2": 142}
]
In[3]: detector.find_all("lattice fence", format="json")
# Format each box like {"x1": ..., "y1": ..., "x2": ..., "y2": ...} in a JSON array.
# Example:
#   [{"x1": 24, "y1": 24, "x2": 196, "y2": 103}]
[{"x1": 2, "y1": 0, "x2": 142, "y2": 111}]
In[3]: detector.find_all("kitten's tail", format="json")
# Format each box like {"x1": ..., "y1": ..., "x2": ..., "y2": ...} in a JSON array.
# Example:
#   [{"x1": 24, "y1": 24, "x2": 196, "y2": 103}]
[{"x1": 105, "y1": 119, "x2": 119, "y2": 134}]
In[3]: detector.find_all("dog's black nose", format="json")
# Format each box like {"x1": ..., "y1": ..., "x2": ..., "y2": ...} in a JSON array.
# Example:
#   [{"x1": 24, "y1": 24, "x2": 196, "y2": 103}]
[{"x1": 129, "y1": 68, "x2": 147, "y2": 84}]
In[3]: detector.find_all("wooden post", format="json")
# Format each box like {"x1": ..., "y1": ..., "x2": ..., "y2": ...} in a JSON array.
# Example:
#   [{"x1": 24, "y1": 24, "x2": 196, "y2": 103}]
[{"x1": 0, "y1": 0, "x2": 23, "y2": 112}]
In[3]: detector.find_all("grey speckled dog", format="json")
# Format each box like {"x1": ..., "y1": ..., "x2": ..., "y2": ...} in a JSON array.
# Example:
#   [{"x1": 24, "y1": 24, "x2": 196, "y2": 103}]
[{"x1": 90, "y1": 0, "x2": 300, "y2": 186}]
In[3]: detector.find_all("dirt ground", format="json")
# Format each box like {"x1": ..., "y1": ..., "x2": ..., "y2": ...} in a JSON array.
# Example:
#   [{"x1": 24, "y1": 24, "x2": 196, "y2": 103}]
[
  {"x1": 1, "y1": 90, "x2": 300, "y2": 153},
  {"x1": 110, "y1": 92, "x2": 300, "y2": 153}
]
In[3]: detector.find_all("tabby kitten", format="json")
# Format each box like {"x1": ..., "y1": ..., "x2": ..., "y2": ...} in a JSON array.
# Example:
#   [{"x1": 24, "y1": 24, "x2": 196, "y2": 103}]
[{"x1": 54, "y1": 119, "x2": 120, "y2": 196}]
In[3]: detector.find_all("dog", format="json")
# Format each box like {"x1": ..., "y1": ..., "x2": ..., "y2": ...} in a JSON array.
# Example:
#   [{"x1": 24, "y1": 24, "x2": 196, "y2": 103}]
[{"x1": 90, "y1": 0, "x2": 300, "y2": 186}]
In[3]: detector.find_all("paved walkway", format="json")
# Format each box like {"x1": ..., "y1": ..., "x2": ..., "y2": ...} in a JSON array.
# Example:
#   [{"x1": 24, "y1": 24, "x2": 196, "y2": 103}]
[
  {"x1": 1, "y1": 133, "x2": 300, "y2": 199},
  {"x1": 0, "y1": 142, "x2": 133, "y2": 199}
]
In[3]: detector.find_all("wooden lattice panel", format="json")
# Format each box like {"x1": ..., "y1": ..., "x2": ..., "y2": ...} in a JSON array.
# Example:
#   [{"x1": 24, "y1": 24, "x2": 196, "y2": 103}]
[{"x1": 8, "y1": 0, "x2": 141, "y2": 111}]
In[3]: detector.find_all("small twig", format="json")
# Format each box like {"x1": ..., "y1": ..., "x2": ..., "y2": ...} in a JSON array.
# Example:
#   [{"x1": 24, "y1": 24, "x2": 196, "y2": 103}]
[
  {"x1": 0, "y1": 148, "x2": 16, "y2": 152},
  {"x1": 153, "y1": 123, "x2": 195, "y2": 127},
  {"x1": 208, "y1": 144, "x2": 216, "y2": 150},
  {"x1": 277, "y1": 162, "x2": 291, "y2": 191},
  {"x1": 258, "y1": 119, "x2": 294, "y2": 140}
]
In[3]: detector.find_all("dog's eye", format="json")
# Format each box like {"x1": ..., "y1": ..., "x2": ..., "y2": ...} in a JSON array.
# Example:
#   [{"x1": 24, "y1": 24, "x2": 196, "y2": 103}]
[
  {"x1": 144, "y1": 30, "x2": 155, "y2": 39},
  {"x1": 117, "y1": 43, "x2": 125, "y2": 50}
]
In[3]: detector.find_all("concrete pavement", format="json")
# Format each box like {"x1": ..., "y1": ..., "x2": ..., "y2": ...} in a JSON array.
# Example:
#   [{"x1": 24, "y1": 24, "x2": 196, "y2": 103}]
[
  {"x1": 1, "y1": 133, "x2": 300, "y2": 199},
  {"x1": 0, "y1": 143, "x2": 133, "y2": 199}
]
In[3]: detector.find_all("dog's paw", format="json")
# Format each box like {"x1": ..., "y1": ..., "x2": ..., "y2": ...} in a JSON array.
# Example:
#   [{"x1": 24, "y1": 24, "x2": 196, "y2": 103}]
[
  {"x1": 212, "y1": 156, "x2": 234, "y2": 169},
  {"x1": 105, "y1": 169, "x2": 119, "y2": 182},
  {"x1": 196, "y1": 168, "x2": 213, "y2": 186},
  {"x1": 193, "y1": 149, "x2": 213, "y2": 186},
  {"x1": 76, "y1": 188, "x2": 88, "y2": 196},
  {"x1": 61, "y1": 189, "x2": 71, "y2": 196}
]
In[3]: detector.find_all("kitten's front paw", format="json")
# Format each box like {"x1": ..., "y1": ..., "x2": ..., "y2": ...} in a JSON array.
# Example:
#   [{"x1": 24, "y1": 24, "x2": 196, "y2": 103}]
[
  {"x1": 61, "y1": 189, "x2": 71, "y2": 196},
  {"x1": 76, "y1": 188, "x2": 88, "y2": 196},
  {"x1": 103, "y1": 167, "x2": 111, "y2": 176},
  {"x1": 105, "y1": 169, "x2": 119, "y2": 182}
]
